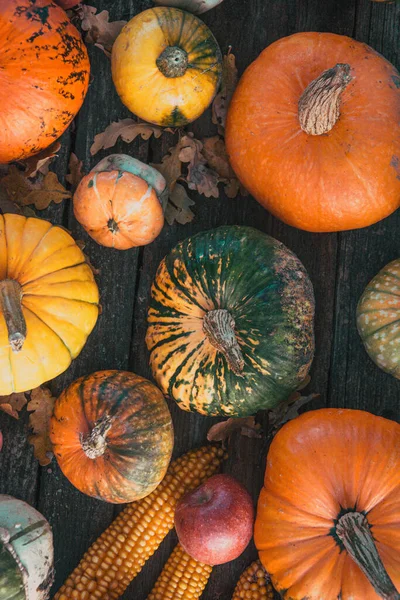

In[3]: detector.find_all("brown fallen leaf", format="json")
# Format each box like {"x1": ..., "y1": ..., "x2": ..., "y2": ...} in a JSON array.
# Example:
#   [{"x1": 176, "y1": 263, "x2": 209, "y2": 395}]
[
  {"x1": 77, "y1": 5, "x2": 126, "y2": 54},
  {"x1": 207, "y1": 416, "x2": 262, "y2": 444},
  {"x1": 66, "y1": 152, "x2": 85, "y2": 188},
  {"x1": 0, "y1": 393, "x2": 28, "y2": 419},
  {"x1": 212, "y1": 48, "x2": 238, "y2": 134},
  {"x1": 202, "y1": 136, "x2": 234, "y2": 180},
  {"x1": 165, "y1": 183, "x2": 195, "y2": 225},
  {"x1": 21, "y1": 172, "x2": 71, "y2": 210},
  {"x1": 91, "y1": 119, "x2": 165, "y2": 155},
  {"x1": 27, "y1": 387, "x2": 56, "y2": 466},
  {"x1": 0, "y1": 185, "x2": 22, "y2": 215},
  {"x1": 21, "y1": 141, "x2": 61, "y2": 178},
  {"x1": 151, "y1": 139, "x2": 187, "y2": 192},
  {"x1": 1, "y1": 167, "x2": 71, "y2": 211},
  {"x1": 268, "y1": 393, "x2": 319, "y2": 436},
  {"x1": 179, "y1": 136, "x2": 220, "y2": 198}
]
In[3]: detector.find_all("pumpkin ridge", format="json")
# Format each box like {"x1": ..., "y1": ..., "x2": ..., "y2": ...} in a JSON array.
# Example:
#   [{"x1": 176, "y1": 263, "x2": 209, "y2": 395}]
[
  {"x1": 7, "y1": 218, "x2": 53, "y2": 280},
  {"x1": 22, "y1": 293, "x2": 99, "y2": 307},
  {"x1": 167, "y1": 340, "x2": 205, "y2": 399},
  {"x1": 147, "y1": 329, "x2": 194, "y2": 353},
  {"x1": 361, "y1": 319, "x2": 400, "y2": 339},
  {"x1": 19, "y1": 261, "x2": 86, "y2": 287},
  {"x1": 22, "y1": 305, "x2": 73, "y2": 359},
  {"x1": 164, "y1": 255, "x2": 211, "y2": 312},
  {"x1": 20, "y1": 242, "x2": 85, "y2": 285}
]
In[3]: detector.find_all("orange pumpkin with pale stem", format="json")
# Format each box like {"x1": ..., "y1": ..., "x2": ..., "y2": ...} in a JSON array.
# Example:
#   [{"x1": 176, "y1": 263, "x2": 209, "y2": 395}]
[
  {"x1": 255, "y1": 409, "x2": 400, "y2": 600},
  {"x1": 73, "y1": 155, "x2": 166, "y2": 250},
  {"x1": 50, "y1": 370, "x2": 174, "y2": 504},
  {"x1": 111, "y1": 7, "x2": 222, "y2": 127},
  {"x1": 226, "y1": 33, "x2": 400, "y2": 233},
  {"x1": 0, "y1": 0, "x2": 90, "y2": 163},
  {"x1": 0, "y1": 214, "x2": 99, "y2": 395}
]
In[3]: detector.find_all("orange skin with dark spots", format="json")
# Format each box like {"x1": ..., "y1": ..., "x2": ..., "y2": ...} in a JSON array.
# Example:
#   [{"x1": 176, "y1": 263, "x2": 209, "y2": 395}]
[
  {"x1": 226, "y1": 32, "x2": 400, "y2": 233},
  {"x1": 0, "y1": 0, "x2": 89, "y2": 163}
]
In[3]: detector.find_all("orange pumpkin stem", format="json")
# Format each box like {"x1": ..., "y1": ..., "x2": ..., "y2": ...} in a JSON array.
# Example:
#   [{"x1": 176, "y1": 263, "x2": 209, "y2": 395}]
[
  {"x1": 0, "y1": 279, "x2": 26, "y2": 353},
  {"x1": 203, "y1": 309, "x2": 244, "y2": 376},
  {"x1": 81, "y1": 414, "x2": 113, "y2": 460},
  {"x1": 336, "y1": 512, "x2": 400, "y2": 600},
  {"x1": 298, "y1": 63, "x2": 352, "y2": 135},
  {"x1": 156, "y1": 46, "x2": 189, "y2": 78}
]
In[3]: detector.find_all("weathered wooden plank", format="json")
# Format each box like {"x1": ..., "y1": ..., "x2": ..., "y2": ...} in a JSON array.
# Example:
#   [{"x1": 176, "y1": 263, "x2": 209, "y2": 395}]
[{"x1": 328, "y1": 0, "x2": 400, "y2": 419}]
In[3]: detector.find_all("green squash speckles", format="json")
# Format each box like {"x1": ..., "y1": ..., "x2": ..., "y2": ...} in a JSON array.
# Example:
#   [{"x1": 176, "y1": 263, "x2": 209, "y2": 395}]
[{"x1": 146, "y1": 226, "x2": 315, "y2": 417}]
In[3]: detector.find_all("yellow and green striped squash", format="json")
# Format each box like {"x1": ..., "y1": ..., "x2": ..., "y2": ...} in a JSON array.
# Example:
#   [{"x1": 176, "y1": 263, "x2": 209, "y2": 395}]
[{"x1": 146, "y1": 226, "x2": 315, "y2": 417}]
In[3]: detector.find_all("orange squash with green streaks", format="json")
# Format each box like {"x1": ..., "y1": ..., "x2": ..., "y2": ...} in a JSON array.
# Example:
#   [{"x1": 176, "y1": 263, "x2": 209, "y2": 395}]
[
  {"x1": 255, "y1": 409, "x2": 400, "y2": 600},
  {"x1": 50, "y1": 370, "x2": 174, "y2": 503},
  {"x1": 0, "y1": 0, "x2": 89, "y2": 163},
  {"x1": 0, "y1": 214, "x2": 99, "y2": 395},
  {"x1": 146, "y1": 226, "x2": 315, "y2": 417},
  {"x1": 111, "y1": 7, "x2": 222, "y2": 127}
]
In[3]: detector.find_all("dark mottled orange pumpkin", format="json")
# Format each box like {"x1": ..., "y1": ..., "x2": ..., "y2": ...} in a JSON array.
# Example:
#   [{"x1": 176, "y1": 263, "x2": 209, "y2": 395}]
[
  {"x1": 0, "y1": 0, "x2": 90, "y2": 163},
  {"x1": 50, "y1": 370, "x2": 174, "y2": 504}
]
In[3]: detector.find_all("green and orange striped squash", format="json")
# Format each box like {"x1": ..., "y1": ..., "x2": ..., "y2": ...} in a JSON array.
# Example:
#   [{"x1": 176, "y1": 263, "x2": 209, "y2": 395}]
[
  {"x1": 50, "y1": 370, "x2": 174, "y2": 504},
  {"x1": 111, "y1": 7, "x2": 222, "y2": 127},
  {"x1": 357, "y1": 258, "x2": 400, "y2": 379},
  {"x1": 146, "y1": 226, "x2": 315, "y2": 417}
]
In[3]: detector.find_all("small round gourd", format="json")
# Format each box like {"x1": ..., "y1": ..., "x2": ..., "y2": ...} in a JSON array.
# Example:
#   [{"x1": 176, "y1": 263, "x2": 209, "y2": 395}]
[
  {"x1": 0, "y1": 214, "x2": 99, "y2": 395},
  {"x1": 0, "y1": 0, "x2": 89, "y2": 163},
  {"x1": 0, "y1": 495, "x2": 54, "y2": 600},
  {"x1": 111, "y1": 7, "x2": 222, "y2": 127},
  {"x1": 146, "y1": 226, "x2": 315, "y2": 417},
  {"x1": 73, "y1": 154, "x2": 166, "y2": 250},
  {"x1": 50, "y1": 370, "x2": 174, "y2": 504},
  {"x1": 357, "y1": 258, "x2": 400, "y2": 378}
]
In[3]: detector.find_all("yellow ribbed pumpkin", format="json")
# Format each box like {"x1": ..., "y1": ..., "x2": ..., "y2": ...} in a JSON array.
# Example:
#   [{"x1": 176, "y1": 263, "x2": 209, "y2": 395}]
[{"x1": 0, "y1": 214, "x2": 99, "y2": 394}]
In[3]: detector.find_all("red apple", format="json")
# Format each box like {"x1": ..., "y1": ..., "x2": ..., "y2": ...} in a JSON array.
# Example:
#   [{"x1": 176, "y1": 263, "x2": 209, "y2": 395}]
[{"x1": 174, "y1": 473, "x2": 254, "y2": 565}]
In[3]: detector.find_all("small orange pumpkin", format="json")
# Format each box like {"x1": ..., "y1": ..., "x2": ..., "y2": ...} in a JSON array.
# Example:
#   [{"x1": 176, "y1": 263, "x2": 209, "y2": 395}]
[
  {"x1": 0, "y1": 0, "x2": 90, "y2": 163},
  {"x1": 73, "y1": 155, "x2": 166, "y2": 250},
  {"x1": 226, "y1": 33, "x2": 400, "y2": 232},
  {"x1": 111, "y1": 7, "x2": 222, "y2": 127},
  {"x1": 255, "y1": 409, "x2": 400, "y2": 600},
  {"x1": 50, "y1": 370, "x2": 174, "y2": 504}
]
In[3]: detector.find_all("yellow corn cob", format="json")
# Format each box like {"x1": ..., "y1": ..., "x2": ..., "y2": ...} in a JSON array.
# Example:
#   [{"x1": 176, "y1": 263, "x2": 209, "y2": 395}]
[
  {"x1": 54, "y1": 445, "x2": 226, "y2": 600},
  {"x1": 147, "y1": 543, "x2": 212, "y2": 600},
  {"x1": 232, "y1": 560, "x2": 274, "y2": 599}
]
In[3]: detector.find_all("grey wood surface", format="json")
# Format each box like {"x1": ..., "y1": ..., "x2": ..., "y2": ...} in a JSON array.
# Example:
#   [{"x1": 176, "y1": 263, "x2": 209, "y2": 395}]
[{"x1": 0, "y1": 0, "x2": 399, "y2": 598}]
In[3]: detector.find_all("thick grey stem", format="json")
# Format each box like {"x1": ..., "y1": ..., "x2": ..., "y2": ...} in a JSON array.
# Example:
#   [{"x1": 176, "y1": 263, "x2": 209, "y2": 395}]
[
  {"x1": 156, "y1": 46, "x2": 188, "y2": 78},
  {"x1": 81, "y1": 415, "x2": 113, "y2": 459},
  {"x1": 336, "y1": 512, "x2": 400, "y2": 600},
  {"x1": 203, "y1": 309, "x2": 244, "y2": 376},
  {"x1": 0, "y1": 280, "x2": 26, "y2": 352},
  {"x1": 298, "y1": 64, "x2": 352, "y2": 135}
]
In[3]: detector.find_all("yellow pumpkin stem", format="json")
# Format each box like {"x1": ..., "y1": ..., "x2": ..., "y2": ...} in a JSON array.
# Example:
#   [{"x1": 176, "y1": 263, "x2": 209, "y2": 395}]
[
  {"x1": 336, "y1": 512, "x2": 400, "y2": 600},
  {"x1": 156, "y1": 46, "x2": 189, "y2": 78},
  {"x1": 0, "y1": 279, "x2": 26, "y2": 353},
  {"x1": 203, "y1": 309, "x2": 244, "y2": 376},
  {"x1": 298, "y1": 63, "x2": 352, "y2": 135}
]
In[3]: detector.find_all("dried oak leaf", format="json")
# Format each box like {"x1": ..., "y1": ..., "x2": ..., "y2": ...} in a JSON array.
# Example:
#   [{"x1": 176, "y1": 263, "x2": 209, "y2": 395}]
[
  {"x1": 201, "y1": 135, "x2": 247, "y2": 198},
  {"x1": 27, "y1": 387, "x2": 56, "y2": 466},
  {"x1": 91, "y1": 119, "x2": 165, "y2": 155},
  {"x1": 66, "y1": 152, "x2": 85, "y2": 188},
  {"x1": 151, "y1": 139, "x2": 187, "y2": 192},
  {"x1": 212, "y1": 48, "x2": 238, "y2": 133},
  {"x1": 207, "y1": 416, "x2": 262, "y2": 444},
  {"x1": 1, "y1": 167, "x2": 71, "y2": 211},
  {"x1": 165, "y1": 183, "x2": 195, "y2": 225},
  {"x1": 0, "y1": 393, "x2": 28, "y2": 419},
  {"x1": 268, "y1": 393, "x2": 319, "y2": 435},
  {"x1": 21, "y1": 141, "x2": 61, "y2": 178},
  {"x1": 78, "y1": 5, "x2": 126, "y2": 54},
  {"x1": 22, "y1": 172, "x2": 71, "y2": 210},
  {"x1": 179, "y1": 136, "x2": 219, "y2": 198}
]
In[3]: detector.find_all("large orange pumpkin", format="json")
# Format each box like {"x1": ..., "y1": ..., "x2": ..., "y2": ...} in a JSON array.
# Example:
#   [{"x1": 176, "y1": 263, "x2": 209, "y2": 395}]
[
  {"x1": 0, "y1": 214, "x2": 99, "y2": 395},
  {"x1": 73, "y1": 154, "x2": 166, "y2": 250},
  {"x1": 111, "y1": 7, "x2": 222, "y2": 127},
  {"x1": 255, "y1": 409, "x2": 400, "y2": 600},
  {"x1": 50, "y1": 370, "x2": 174, "y2": 503},
  {"x1": 226, "y1": 33, "x2": 400, "y2": 233},
  {"x1": 0, "y1": 0, "x2": 90, "y2": 163}
]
